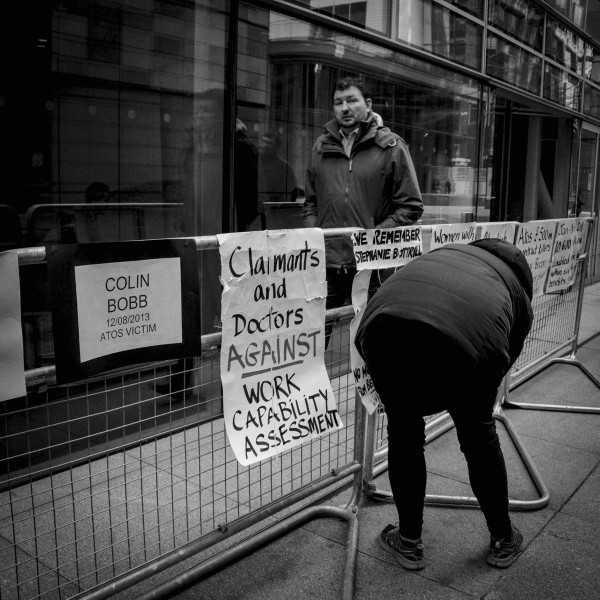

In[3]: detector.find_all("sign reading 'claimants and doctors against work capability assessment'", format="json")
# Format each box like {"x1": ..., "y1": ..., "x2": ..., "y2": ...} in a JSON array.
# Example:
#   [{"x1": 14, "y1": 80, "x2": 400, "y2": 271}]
[{"x1": 218, "y1": 229, "x2": 341, "y2": 466}]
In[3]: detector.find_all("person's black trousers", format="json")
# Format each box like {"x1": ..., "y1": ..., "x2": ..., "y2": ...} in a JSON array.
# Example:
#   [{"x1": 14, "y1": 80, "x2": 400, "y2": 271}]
[{"x1": 361, "y1": 318, "x2": 513, "y2": 541}]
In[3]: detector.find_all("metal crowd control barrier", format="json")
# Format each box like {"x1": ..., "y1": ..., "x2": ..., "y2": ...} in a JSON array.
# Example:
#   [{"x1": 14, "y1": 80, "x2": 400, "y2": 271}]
[
  {"x1": 362, "y1": 217, "x2": 597, "y2": 511},
  {"x1": 506, "y1": 218, "x2": 600, "y2": 413},
  {"x1": 1, "y1": 230, "x2": 363, "y2": 600}
]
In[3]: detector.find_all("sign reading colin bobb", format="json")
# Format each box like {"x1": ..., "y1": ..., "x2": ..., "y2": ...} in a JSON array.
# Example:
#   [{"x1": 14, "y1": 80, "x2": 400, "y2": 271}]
[
  {"x1": 75, "y1": 257, "x2": 182, "y2": 362},
  {"x1": 47, "y1": 240, "x2": 200, "y2": 384},
  {"x1": 218, "y1": 229, "x2": 341, "y2": 466}
]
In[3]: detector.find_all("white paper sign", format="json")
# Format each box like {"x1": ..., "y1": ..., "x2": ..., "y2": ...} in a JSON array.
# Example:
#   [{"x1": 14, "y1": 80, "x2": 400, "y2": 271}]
[
  {"x1": 351, "y1": 227, "x2": 423, "y2": 271},
  {"x1": 429, "y1": 222, "x2": 477, "y2": 251},
  {"x1": 218, "y1": 229, "x2": 341, "y2": 466},
  {"x1": 514, "y1": 221, "x2": 557, "y2": 298},
  {"x1": 545, "y1": 218, "x2": 587, "y2": 292},
  {"x1": 349, "y1": 270, "x2": 380, "y2": 414},
  {"x1": 0, "y1": 251, "x2": 26, "y2": 401},
  {"x1": 75, "y1": 257, "x2": 182, "y2": 362},
  {"x1": 476, "y1": 222, "x2": 517, "y2": 243}
]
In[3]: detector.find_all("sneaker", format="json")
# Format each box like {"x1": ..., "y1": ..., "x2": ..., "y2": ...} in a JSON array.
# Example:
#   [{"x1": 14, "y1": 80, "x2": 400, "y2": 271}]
[
  {"x1": 378, "y1": 524, "x2": 425, "y2": 570},
  {"x1": 487, "y1": 525, "x2": 523, "y2": 568}
]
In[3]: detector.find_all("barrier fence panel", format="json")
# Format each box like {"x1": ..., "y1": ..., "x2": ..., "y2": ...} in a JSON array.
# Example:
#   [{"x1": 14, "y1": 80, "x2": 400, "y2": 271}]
[
  {"x1": 2, "y1": 220, "x2": 596, "y2": 600},
  {"x1": 506, "y1": 219, "x2": 600, "y2": 412},
  {"x1": 362, "y1": 218, "x2": 596, "y2": 511},
  {"x1": 1, "y1": 231, "x2": 363, "y2": 600}
]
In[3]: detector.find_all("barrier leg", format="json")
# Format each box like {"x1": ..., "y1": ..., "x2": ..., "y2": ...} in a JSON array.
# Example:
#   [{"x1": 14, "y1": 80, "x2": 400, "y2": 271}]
[
  {"x1": 506, "y1": 355, "x2": 600, "y2": 414},
  {"x1": 363, "y1": 382, "x2": 549, "y2": 511}
]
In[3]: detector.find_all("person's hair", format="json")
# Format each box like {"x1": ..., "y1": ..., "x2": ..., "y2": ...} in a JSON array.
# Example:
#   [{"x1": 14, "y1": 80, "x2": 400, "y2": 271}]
[
  {"x1": 85, "y1": 181, "x2": 109, "y2": 202},
  {"x1": 332, "y1": 77, "x2": 370, "y2": 102}
]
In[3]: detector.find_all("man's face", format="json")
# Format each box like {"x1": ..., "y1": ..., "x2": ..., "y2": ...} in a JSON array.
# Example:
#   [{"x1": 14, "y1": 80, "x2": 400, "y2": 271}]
[{"x1": 333, "y1": 86, "x2": 372, "y2": 132}]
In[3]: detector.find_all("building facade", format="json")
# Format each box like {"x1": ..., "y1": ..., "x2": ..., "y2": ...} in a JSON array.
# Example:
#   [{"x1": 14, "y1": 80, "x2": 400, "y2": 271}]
[{"x1": 2, "y1": 0, "x2": 600, "y2": 364}]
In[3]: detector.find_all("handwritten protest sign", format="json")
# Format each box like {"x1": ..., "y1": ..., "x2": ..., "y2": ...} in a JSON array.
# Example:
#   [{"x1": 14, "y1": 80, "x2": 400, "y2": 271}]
[
  {"x1": 546, "y1": 218, "x2": 588, "y2": 292},
  {"x1": 429, "y1": 223, "x2": 476, "y2": 251},
  {"x1": 476, "y1": 222, "x2": 517, "y2": 243},
  {"x1": 514, "y1": 220, "x2": 557, "y2": 297},
  {"x1": 349, "y1": 228, "x2": 423, "y2": 412},
  {"x1": 218, "y1": 229, "x2": 341, "y2": 466},
  {"x1": 351, "y1": 227, "x2": 423, "y2": 271},
  {"x1": 0, "y1": 251, "x2": 26, "y2": 401},
  {"x1": 349, "y1": 270, "x2": 380, "y2": 415}
]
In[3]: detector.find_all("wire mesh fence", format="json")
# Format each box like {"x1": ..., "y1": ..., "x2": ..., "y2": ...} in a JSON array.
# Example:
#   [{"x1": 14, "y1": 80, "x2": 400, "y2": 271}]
[{"x1": 1, "y1": 312, "x2": 356, "y2": 600}]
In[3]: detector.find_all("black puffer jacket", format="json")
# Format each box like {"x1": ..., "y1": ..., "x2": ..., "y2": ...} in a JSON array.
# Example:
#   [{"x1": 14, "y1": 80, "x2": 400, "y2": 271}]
[{"x1": 355, "y1": 239, "x2": 534, "y2": 389}]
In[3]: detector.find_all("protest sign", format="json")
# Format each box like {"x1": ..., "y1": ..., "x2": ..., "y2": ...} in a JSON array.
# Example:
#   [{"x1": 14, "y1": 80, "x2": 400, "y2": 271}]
[
  {"x1": 351, "y1": 227, "x2": 423, "y2": 271},
  {"x1": 545, "y1": 218, "x2": 589, "y2": 292},
  {"x1": 429, "y1": 222, "x2": 476, "y2": 251},
  {"x1": 348, "y1": 228, "x2": 424, "y2": 413},
  {"x1": 0, "y1": 251, "x2": 26, "y2": 401},
  {"x1": 476, "y1": 222, "x2": 517, "y2": 243},
  {"x1": 349, "y1": 270, "x2": 380, "y2": 414},
  {"x1": 47, "y1": 239, "x2": 200, "y2": 383},
  {"x1": 514, "y1": 220, "x2": 557, "y2": 297},
  {"x1": 218, "y1": 229, "x2": 341, "y2": 466}
]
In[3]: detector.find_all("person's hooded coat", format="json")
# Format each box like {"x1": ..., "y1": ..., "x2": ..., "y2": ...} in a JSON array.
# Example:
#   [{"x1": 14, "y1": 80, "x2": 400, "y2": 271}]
[
  {"x1": 355, "y1": 239, "x2": 534, "y2": 390},
  {"x1": 304, "y1": 116, "x2": 423, "y2": 267}
]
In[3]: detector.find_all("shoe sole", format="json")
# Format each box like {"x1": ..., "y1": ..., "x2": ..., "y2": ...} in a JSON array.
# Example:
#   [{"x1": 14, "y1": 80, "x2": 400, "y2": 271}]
[
  {"x1": 378, "y1": 535, "x2": 425, "y2": 570},
  {"x1": 486, "y1": 548, "x2": 523, "y2": 568}
]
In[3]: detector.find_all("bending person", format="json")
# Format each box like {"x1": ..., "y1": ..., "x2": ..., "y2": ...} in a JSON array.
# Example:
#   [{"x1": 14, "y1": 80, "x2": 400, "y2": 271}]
[{"x1": 355, "y1": 239, "x2": 534, "y2": 570}]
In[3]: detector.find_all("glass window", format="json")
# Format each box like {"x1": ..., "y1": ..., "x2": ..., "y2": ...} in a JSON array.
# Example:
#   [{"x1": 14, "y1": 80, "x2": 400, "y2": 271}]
[
  {"x1": 396, "y1": 0, "x2": 482, "y2": 70},
  {"x1": 1, "y1": 1, "x2": 228, "y2": 242},
  {"x1": 544, "y1": 63, "x2": 582, "y2": 109},
  {"x1": 488, "y1": 0, "x2": 543, "y2": 52},
  {"x1": 545, "y1": 18, "x2": 585, "y2": 75},
  {"x1": 239, "y1": 4, "x2": 489, "y2": 228},
  {"x1": 486, "y1": 34, "x2": 542, "y2": 94},
  {"x1": 545, "y1": 0, "x2": 586, "y2": 27},
  {"x1": 290, "y1": 0, "x2": 392, "y2": 35},
  {"x1": 584, "y1": 43, "x2": 600, "y2": 84},
  {"x1": 583, "y1": 82, "x2": 600, "y2": 119},
  {"x1": 586, "y1": 0, "x2": 600, "y2": 39},
  {"x1": 451, "y1": 0, "x2": 484, "y2": 19}
]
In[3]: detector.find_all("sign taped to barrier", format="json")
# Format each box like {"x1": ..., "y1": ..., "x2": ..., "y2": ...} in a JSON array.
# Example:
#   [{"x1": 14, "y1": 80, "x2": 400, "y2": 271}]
[
  {"x1": 349, "y1": 270, "x2": 380, "y2": 414},
  {"x1": 545, "y1": 218, "x2": 588, "y2": 293},
  {"x1": 514, "y1": 220, "x2": 557, "y2": 298},
  {"x1": 351, "y1": 227, "x2": 423, "y2": 270},
  {"x1": 0, "y1": 251, "x2": 26, "y2": 402},
  {"x1": 218, "y1": 228, "x2": 341, "y2": 466},
  {"x1": 429, "y1": 222, "x2": 476, "y2": 251},
  {"x1": 47, "y1": 239, "x2": 200, "y2": 383},
  {"x1": 476, "y1": 222, "x2": 517, "y2": 243}
]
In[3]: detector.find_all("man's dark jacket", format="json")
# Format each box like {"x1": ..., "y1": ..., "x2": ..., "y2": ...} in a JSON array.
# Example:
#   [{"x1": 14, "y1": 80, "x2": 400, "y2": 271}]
[
  {"x1": 355, "y1": 239, "x2": 534, "y2": 390},
  {"x1": 304, "y1": 116, "x2": 423, "y2": 267}
]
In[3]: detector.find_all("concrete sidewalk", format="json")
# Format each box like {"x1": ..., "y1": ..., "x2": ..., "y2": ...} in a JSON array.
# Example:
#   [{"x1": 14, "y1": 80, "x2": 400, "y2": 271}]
[{"x1": 166, "y1": 281, "x2": 600, "y2": 600}]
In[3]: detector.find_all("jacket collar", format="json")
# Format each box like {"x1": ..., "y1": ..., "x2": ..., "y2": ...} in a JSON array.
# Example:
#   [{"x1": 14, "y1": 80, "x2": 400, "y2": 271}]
[{"x1": 320, "y1": 116, "x2": 396, "y2": 150}]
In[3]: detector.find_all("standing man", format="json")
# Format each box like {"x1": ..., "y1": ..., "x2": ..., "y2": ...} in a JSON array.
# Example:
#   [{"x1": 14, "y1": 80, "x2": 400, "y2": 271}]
[
  {"x1": 355, "y1": 239, "x2": 534, "y2": 570},
  {"x1": 304, "y1": 76, "x2": 423, "y2": 313}
]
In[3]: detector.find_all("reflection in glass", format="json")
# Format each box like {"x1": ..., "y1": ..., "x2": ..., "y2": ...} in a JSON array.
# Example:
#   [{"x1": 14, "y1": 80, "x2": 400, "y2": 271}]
[
  {"x1": 488, "y1": 0, "x2": 543, "y2": 51},
  {"x1": 544, "y1": 63, "x2": 582, "y2": 110},
  {"x1": 397, "y1": 0, "x2": 482, "y2": 70},
  {"x1": 545, "y1": 18, "x2": 584, "y2": 75},
  {"x1": 250, "y1": 8, "x2": 487, "y2": 227},
  {"x1": 486, "y1": 34, "x2": 541, "y2": 94},
  {"x1": 584, "y1": 83, "x2": 600, "y2": 119}
]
